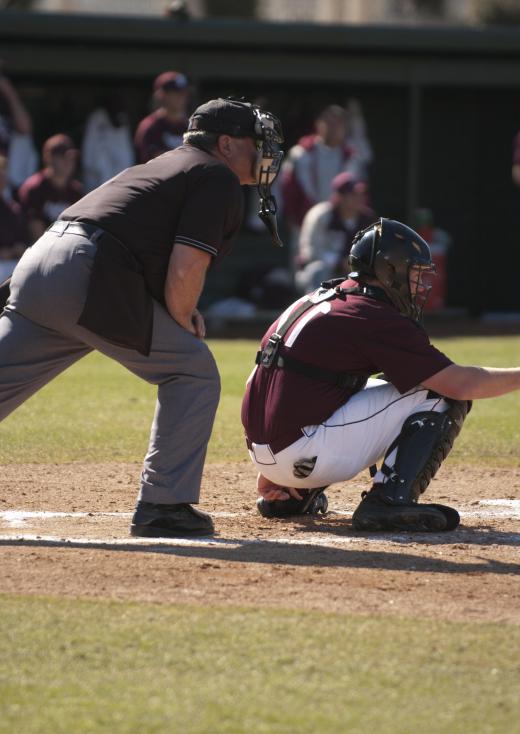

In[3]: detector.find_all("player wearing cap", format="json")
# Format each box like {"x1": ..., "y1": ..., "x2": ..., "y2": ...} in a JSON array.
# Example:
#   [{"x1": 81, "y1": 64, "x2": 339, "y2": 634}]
[
  {"x1": 18, "y1": 133, "x2": 83, "y2": 243},
  {"x1": 0, "y1": 97, "x2": 284, "y2": 538},
  {"x1": 295, "y1": 172, "x2": 375, "y2": 294},
  {"x1": 242, "y1": 217, "x2": 519, "y2": 533},
  {"x1": 134, "y1": 71, "x2": 191, "y2": 163}
]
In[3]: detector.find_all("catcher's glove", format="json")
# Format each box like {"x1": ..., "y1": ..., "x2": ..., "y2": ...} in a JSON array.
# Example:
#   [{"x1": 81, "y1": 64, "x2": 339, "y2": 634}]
[{"x1": 257, "y1": 487, "x2": 328, "y2": 518}]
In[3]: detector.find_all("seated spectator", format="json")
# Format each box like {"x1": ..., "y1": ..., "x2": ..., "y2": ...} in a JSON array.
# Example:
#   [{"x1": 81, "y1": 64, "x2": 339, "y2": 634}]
[
  {"x1": 82, "y1": 93, "x2": 135, "y2": 192},
  {"x1": 294, "y1": 172, "x2": 376, "y2": 295},
  {"x1": 0, "y1": 66, "x2": 37, "y2": 192},
  {"x1": 0, "y1": 154, "x2": 28, "y2": 282},
  {"x1": 18, "y1": 134, "x2": 83, "y2": 243},
  {"x1": 281, "y1": 104, "x2": 364, "y2": 232},
  {"x1": 134, "y1": 70, "x2": 190, "y2": 163}
]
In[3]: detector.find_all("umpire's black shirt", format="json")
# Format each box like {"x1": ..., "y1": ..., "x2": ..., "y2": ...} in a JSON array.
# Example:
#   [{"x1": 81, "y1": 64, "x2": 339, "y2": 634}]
[{"x1": 61, "y1": 144, "x2": 244, "y2": 354}]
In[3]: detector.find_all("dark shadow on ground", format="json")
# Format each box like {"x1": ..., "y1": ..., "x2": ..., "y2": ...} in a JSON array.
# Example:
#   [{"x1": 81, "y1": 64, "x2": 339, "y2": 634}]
[
  {"x1": 284, "y1": 514, "x2": 520, "y2": 548},
  {"x1": 1, "y1": 536, "x2": 519, "y2": 575}
]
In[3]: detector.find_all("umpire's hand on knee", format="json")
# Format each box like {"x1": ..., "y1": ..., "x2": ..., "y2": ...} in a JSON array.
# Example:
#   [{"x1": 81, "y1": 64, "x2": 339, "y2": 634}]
[
  {"x1": 192, "y1": 308, "x2": 206, "y2": 339},
  {"x1": 257, "y1": 473, "x2": 303, "y2": 501}
]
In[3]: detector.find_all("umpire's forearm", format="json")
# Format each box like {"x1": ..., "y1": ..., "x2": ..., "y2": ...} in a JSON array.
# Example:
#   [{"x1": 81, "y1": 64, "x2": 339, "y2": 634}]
[{"x1": 165, "y1": 243, "x2": 210, "y2": 333}]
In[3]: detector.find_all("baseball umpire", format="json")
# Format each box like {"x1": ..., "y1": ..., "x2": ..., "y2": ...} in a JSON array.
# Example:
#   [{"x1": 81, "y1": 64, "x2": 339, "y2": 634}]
[
  {"x1": 242, "y1": 217, "x2": 520, "y2": 532},
  {"x1": 0, "y1": 97, "x2": 284, "y2": 538}
]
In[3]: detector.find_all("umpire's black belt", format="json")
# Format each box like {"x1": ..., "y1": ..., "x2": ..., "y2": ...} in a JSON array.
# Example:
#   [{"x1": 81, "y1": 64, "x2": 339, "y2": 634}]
[{"x1": 48, "y1": 220, "x2": 127, "y2": 251}]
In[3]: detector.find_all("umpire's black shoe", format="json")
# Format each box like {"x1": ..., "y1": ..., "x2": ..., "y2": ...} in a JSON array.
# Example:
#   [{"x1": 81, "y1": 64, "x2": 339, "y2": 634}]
[
  {"x1": 257, "y1": 487, "x2": 328, "y2": 519},
  {"x1": 352, "y1": 487, "x2": 459, "y2": 532},
  {"x1": 130, "y1": 501, "x2": 214, "y2": 538}
]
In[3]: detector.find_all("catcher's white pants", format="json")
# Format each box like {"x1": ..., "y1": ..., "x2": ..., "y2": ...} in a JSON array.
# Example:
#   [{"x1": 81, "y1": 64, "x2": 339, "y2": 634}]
[{"x1": 248, "y1": 378, "x2": 450, "y2": 489}]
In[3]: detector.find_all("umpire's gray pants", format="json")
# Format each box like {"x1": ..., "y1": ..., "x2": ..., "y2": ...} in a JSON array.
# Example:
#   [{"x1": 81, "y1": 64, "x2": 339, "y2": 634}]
[{"x1": 0, "y1": 229, "x2": 221, "y2": 505}]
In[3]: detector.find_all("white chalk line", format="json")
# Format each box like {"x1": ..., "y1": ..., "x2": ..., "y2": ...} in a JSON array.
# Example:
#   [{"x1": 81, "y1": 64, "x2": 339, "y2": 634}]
[
  {"x1": 0, "y1": 510, "x2": 236, "y2": 527},
  {"x1": 0, "y1": 499, "x2": 519, "y2": 528},
  {"x1": 3, "y1": 530, "x2": 520, "y2": 549},
  {"x1": 0, "y1": 532, "x2": 466, "y2": 548},
  {"x1": 0, "y1": 533, "x2": 371, "y2": 548},
  {"x1": 1, "y1": 500, "x2": 519, "y2": 549}
]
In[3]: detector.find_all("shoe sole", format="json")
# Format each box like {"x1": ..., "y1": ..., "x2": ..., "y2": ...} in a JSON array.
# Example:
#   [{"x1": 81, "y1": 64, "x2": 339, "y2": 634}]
[
  {"x1": 130, "y1": 525, "x2": 214, "y2": 538},
  {"x1": 352, "y1": 509, "x2": 448, "y2": 533},
  {"x1": 429, "y1": 504, "x2": 460, "y2": 531}
]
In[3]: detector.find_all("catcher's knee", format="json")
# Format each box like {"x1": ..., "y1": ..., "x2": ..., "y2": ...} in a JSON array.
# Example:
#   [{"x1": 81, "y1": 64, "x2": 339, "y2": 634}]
[{"x1": 378, "y1": 399, "x2": 471, "y2": 505}]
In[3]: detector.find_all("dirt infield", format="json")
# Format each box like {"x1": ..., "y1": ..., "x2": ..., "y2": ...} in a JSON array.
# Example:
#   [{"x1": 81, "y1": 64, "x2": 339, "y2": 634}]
[{"x1": 1, "y1": 462, "x2": 519, "y2": 623}]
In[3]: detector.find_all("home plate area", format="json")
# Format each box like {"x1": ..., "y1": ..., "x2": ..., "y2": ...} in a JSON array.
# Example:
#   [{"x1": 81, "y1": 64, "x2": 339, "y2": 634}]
[
  {"x1": 1, "y1": 499, "x2": 520, "y2": 548},
  {"x1": 0, "y1": 462, "x2": 519, "y2": 623}
]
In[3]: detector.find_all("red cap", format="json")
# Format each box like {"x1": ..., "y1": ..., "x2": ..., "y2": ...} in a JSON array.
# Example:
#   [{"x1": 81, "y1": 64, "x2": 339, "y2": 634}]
[{"x1": 331, "y1": 171, "x2": 367, "y2": 196}]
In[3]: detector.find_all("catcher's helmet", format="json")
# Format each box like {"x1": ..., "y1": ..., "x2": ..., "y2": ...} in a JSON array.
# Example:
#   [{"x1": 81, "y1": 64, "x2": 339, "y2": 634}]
[{"x1": 347, "y1": 217, "x2": 434, "y2": 322}]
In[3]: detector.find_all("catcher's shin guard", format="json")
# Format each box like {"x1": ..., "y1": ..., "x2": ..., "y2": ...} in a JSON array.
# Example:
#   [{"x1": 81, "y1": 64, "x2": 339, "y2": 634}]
[
  {"x1": 352, "y1": 399, "x2": 471, "y2": 532},
  {"x1": 257, "y1": 487, "x2": 328, "y2": 519}
]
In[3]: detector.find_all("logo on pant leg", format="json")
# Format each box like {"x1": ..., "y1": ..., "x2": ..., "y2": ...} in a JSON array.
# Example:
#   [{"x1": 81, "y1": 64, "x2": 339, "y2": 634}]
[{"x1": 293, "y1": 456, "x2": 317, "y2": 478}]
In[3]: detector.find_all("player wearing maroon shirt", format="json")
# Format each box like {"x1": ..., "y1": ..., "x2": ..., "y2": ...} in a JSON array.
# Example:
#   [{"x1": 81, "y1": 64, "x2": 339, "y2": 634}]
[
  {"x1": 134, "y1": 71, "x2": 190, "y2": 163},
  {"x1": 18, "y1": 134, "x2": 82, "y2": 243},
  {"x1": 242, "y1": 218, "x2": 520, "y2": 532},
  {"x1": 0, "y1": 154, "x2": 28, "y2": 281}
]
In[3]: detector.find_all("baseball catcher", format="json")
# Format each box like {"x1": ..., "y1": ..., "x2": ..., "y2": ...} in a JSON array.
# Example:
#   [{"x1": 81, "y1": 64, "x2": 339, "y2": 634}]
[{"x1": 242, "y1": 217, "x2": 520, "y2": 532}]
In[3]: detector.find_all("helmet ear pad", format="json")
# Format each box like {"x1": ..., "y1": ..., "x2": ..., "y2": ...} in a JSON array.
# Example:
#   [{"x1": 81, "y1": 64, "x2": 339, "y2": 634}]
[
  {"x1": 347, "y1": 225, "x2": 379, "y2": 278},
  {"x1": 374, "y1": 253, "x2": 410, "y2": 315}
]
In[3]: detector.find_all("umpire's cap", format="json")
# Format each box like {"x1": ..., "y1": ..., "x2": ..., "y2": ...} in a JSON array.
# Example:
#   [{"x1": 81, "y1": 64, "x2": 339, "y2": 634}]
[{"x1": 187, "y1": 98, "x2": 258, "y2": 138}]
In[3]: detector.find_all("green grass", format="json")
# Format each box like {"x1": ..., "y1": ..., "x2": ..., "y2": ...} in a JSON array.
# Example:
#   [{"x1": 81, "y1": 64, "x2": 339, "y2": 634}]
[
  {"x1": 0, "y1": 336, "x2": 518, "y2": 465},
  {"x1": 0, "y1": 595, "x2": 518, "y2": 734},
  {"x1": 1, "y1": 340, "x2": 519, "y2": 733}
]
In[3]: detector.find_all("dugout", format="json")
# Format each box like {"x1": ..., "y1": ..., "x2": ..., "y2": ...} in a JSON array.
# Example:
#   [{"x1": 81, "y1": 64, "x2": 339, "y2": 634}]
[{"x1": 2, "y1": 10, "x2": 520, "y2": 317}]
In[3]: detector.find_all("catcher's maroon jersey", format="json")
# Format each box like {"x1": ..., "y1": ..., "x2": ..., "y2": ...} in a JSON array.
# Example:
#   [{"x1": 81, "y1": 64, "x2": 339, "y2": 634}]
[{"x1": 241, "y1": 280, "x2": 452, "y2": 453}]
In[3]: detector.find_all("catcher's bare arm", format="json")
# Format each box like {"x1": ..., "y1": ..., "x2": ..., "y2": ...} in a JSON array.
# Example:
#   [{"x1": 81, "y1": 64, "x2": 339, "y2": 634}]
[{"x1": 422, "y1": 365, "x2": 520, "y2": 400}]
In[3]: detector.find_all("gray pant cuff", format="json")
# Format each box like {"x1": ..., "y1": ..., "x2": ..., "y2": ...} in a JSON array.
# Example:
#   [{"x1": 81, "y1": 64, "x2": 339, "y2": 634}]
[{"x1": 138, "y1": 484, "x2": 200, "y2": 505}]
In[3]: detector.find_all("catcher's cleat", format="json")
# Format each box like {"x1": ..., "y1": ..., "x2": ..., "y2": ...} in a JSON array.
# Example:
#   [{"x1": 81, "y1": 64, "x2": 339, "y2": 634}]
[
  {"x1": 257, "y1": 487, "x2": 328, "y2": 519},
  {"x1": 426, "y1": 503, "x2": 460, "y2": 531},
  {"x1": 351, "y1": 488, "x2": 459, "y2": 532},
  {"x1": 130, "y1": 501, "x2": 214, "y2": 538}
]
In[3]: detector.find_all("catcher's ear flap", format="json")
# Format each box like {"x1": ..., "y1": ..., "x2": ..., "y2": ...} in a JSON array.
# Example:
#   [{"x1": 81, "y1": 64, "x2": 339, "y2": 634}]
[{"x1": 377, "y1": 259, "x2": 396, "y2": 288}]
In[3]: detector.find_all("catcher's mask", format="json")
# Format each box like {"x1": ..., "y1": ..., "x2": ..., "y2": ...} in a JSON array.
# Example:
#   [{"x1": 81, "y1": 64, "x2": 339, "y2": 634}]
[{"x1": 347, "y1": 217, "x2": 435, "y2": 322}]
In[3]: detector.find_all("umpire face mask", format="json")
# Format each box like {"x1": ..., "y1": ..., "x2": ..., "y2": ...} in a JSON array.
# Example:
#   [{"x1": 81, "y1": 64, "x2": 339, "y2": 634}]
[{"x1": 252, "y1": 108, "x2": 285, "y2": 247}]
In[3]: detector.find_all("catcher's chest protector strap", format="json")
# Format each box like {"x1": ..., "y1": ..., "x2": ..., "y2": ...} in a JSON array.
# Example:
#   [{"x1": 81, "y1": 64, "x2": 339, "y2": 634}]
[{"x1": 255, "y1": 285, "x2": 368, "y2": 391}]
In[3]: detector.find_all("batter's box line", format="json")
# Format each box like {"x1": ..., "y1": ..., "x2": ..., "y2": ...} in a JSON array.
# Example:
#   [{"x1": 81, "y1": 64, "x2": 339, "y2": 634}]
[
  {"x1": 0, "y1": 532, "x2": 446, "y2": 549},
  {"x1": 2, "y1": 529, "x2": 520, "y2": 550}
]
